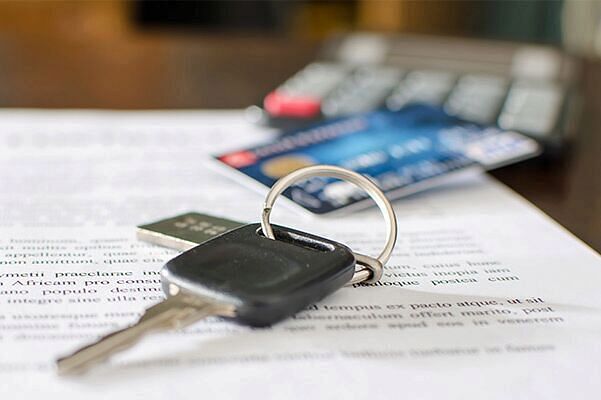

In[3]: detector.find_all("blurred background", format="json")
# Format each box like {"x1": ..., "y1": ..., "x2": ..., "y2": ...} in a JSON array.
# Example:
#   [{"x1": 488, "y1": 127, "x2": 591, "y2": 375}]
[
  {"x1": 1, "y1": 0, "x2": 598, "y2": 108},
  {"x1": 0, "y1": 0, "x2": 599, "y2": 250}
]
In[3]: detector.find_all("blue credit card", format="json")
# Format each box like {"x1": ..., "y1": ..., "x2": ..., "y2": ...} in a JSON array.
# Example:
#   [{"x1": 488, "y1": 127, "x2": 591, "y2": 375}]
[{"x1": 214, "y1": 104, "x2": 539, "y2": 215}]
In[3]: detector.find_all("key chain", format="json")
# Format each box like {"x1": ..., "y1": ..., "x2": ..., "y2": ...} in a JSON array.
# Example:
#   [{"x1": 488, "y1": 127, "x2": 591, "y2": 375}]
[
  {"x1": 57, "y1": 165, "x2": 398, "y2": 375},
  {"x1": 260, "y1": 164, "x2": 397, "y2": 284}
]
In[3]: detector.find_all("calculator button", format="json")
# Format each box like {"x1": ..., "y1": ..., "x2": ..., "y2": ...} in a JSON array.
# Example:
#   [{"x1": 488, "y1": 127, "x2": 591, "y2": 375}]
[
  {"x1": 445, "y1": 74, "x2": 508, "y2": 124},
  {"x1": 264, "y1": 62, "x2": 350, "y2": 118},
  {"x1": 264, "y1": 91, "x2": 322, "y2": 118},
  {"x1": 386, "y1": 70, "x2": 456, "y2": 110},
  {"x1": 322, "y1": 66, "x2": 403, "y2": 117},
  {"x1": 498, "y1": 81, "x2": 563, "y2": 138}
]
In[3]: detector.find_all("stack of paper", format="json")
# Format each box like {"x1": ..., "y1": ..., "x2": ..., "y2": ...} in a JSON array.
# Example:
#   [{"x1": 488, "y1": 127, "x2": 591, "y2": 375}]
[{"x1": 0, "y1": 110, "x2": 599, "y2": 399}]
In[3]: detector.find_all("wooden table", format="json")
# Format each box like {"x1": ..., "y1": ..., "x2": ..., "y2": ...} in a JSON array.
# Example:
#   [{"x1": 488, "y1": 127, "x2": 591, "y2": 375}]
[{"x1": 1, "y1": 34, "x2": 599, "y2": 252}]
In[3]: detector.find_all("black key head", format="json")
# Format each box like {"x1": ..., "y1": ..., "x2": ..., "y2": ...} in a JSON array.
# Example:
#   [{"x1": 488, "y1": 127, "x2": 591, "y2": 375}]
[{"x1": 161, "y1": 224, "x2": 355, "y2": 327}]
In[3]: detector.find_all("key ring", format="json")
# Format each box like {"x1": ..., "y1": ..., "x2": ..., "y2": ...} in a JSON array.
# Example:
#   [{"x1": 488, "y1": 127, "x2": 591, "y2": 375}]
[{"x1": 261, "y1": 165, "x2": 397, "y2": 284}]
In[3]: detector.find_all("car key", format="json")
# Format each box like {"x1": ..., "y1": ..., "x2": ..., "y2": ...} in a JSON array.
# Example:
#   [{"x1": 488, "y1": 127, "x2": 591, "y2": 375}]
[
  {"x1": 57, "y1": 165, "x2": 397, "y2": 376},
  {"x1": 56, "y1": 223, "x2": 357, "y2": 375}
]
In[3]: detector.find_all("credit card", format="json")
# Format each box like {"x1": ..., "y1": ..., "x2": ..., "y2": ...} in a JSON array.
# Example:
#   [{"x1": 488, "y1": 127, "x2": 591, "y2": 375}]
[{"x1": 213, "y1": 104, "x2": 540, "y2": 215}]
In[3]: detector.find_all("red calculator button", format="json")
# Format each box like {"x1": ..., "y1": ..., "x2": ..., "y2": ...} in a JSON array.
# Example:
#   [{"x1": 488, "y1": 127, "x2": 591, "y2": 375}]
[{"x1": 264, "y1": 91, "x2": 321, "y2": 118}]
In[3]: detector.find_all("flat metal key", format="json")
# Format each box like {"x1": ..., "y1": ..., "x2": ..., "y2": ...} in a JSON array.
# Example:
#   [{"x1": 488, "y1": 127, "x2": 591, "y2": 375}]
[
  {"x1": 56, "y1": 223, "x2": 357, "y2": 375},
  {"x1": 136, "y1": 212, "x2": 244, "y2": 251}
]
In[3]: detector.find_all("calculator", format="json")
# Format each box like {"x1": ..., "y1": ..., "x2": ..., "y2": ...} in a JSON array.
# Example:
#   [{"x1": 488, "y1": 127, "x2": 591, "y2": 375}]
[{"x1": 248, "y1": 33, "x2": 579, "y2": 151}]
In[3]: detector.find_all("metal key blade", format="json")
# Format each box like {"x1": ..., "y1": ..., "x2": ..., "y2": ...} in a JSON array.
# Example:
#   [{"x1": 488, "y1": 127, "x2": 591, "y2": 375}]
[
  {"x1": 56, "y1": 292, "x2": 232, "y2": 375},
  {"x1": 137, "y1": 212, "x2": 245, "y2": 251}
]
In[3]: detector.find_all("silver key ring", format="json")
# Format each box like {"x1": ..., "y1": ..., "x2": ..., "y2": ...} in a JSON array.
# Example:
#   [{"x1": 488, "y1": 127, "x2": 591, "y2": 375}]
[{"x1": 260, "y1": 165, "x2": 397, "y2": 284}]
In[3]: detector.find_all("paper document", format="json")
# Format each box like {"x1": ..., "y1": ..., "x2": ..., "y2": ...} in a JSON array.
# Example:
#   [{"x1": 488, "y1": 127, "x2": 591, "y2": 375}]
[{"x1": 0, "y1": 110, "x2": 600, "y2": 399}]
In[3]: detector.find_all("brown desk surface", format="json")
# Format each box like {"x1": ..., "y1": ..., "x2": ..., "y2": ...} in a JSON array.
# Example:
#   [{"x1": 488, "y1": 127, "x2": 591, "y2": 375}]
[{"x1": 1, "y1": 34, "x2": 599, "y2": 252}]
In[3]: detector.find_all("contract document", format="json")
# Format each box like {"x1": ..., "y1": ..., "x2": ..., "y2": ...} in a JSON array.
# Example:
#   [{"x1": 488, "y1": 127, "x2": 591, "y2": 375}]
[{"x1": 0, "y1": 110, "x2": 600, "y2": 399}]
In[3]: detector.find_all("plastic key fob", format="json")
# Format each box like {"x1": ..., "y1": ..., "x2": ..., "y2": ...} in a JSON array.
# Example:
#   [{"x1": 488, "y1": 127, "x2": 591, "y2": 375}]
[{"x1": 161, "y1": 223, "x2": 356, "y2": 327}]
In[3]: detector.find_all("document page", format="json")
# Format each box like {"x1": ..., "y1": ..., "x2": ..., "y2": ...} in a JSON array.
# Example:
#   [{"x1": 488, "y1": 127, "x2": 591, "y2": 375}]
[{"x1": 0, "y1": 110, "x2": 600, "y2": 399}]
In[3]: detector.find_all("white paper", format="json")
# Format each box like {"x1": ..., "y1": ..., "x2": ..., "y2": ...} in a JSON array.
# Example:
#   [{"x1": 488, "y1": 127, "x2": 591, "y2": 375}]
[{"x1": 0, "y1": 110, "x2": 600, "y2": 399}]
